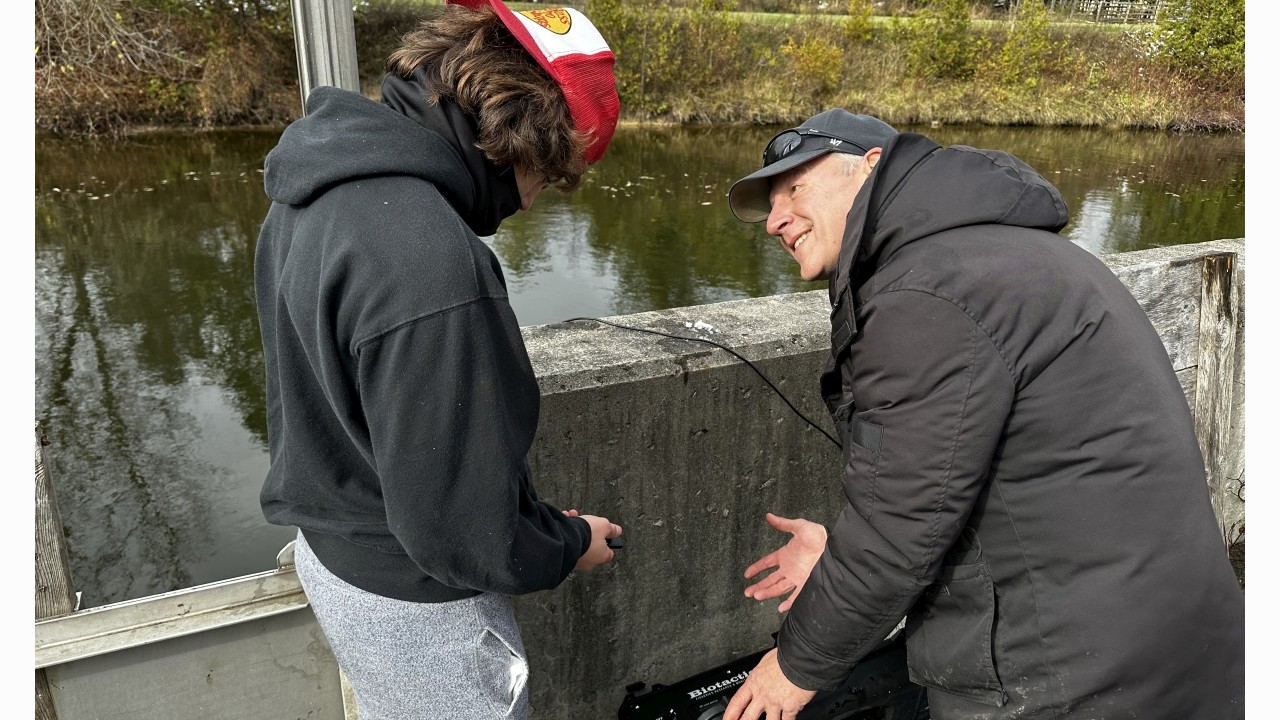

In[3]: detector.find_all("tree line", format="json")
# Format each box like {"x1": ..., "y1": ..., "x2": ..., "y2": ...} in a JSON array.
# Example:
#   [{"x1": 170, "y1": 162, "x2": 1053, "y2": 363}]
[{"x1": 34, "y1": 0, "x2": 1244, "y2": 135}]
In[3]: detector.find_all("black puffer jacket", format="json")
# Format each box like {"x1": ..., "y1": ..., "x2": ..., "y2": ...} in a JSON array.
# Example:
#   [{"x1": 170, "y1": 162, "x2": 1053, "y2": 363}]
[{"x1": 777, "y1": 133, "x2": 1244, "y2": 719}]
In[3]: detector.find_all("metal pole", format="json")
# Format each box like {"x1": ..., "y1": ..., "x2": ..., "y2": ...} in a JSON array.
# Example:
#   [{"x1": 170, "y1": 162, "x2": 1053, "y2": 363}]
[{"x1": 290, "y1": 0, "x2": 361, "y2": 114}]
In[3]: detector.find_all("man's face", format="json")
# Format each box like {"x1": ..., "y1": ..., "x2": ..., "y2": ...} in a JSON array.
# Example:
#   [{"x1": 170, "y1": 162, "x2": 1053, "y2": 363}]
[{"x1": 764, "y1": 151, "x2": 877, "y2": 282}]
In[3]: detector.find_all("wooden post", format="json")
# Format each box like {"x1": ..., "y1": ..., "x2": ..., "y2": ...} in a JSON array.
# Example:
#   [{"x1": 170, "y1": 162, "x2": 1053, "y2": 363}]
[
  {"x1": 36, "y1": 422, "x2": 78, "y2": 720},
  {"x1": 1192, "y1": 254, "x2": 1242, "y2": 545}
]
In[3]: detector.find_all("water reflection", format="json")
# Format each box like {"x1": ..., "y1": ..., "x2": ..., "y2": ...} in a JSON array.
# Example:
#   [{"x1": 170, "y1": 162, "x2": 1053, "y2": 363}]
[
  {"x1": 919, "y1": 124, "x2": 1245, "y2": 256},
  {"x1": 33, "y1": 124, "x2": 1244, "y2": 605},
  {"x1": 492, "y1": 123, "x2": 1245, "y2": 325},
  {"x1": 35, "y1": 130, "x2": 292, "y2": 605}
]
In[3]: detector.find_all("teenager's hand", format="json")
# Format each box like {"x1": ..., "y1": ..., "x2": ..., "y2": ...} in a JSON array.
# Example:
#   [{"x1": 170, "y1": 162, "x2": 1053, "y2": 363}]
[{"x1": 574, "y1": 514, "x2": 622, "y2": 570}]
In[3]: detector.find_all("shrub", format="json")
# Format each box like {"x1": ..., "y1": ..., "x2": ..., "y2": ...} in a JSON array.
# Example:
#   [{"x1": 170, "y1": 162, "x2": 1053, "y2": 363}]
[
  {"x1": 990, "y1": 0, "x2": 1057, "y2": 90},
  {"x1": 583, "y1": 0, "x2": 746, "y2": 119},
  {"x1": 1145, "y1": 0, "x2": 1244, "y2": 85},
  {"x1": 900, "y1": 0, "x2": 981, "y2": 80},
  {"x1": 35, "y1": 0, "x2": 297, "y2": 133},
  {"x1": 781, "y1": 36, "x2": 845, "y2": 97},
  {"x1": 844, "y1": 0, "x2": 875, "y2": 45}
]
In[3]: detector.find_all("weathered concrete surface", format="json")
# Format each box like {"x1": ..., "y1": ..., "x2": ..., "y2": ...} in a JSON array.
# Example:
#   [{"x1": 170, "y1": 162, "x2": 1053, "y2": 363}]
[
  {"x1": 517, "y1": 293, "x2": 842, "y2": 719},
  {"x1": 513, "y1": 239, "x2": 1246, "y2": 720}
]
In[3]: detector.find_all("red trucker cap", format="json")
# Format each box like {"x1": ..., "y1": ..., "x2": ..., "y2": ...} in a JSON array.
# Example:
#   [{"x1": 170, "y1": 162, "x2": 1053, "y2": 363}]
[{"x1": 447, "y1": 0, "x2": 620, "y2": 164}]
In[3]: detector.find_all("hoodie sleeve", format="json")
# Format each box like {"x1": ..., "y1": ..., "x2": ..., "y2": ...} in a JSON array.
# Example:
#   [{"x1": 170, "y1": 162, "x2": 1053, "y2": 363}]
[
  {"x1": 354, "y1": 296, "x2": 592, "y2": 595},
  {"x1": 776, "y1": 289, "x2": 1015, "y2": 690}
]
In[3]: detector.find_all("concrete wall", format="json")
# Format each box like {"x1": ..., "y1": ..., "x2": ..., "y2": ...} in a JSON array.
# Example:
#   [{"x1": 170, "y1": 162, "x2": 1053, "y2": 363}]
[{"x1": 518, "y1": 293, "x2": 844, "y2": 718}]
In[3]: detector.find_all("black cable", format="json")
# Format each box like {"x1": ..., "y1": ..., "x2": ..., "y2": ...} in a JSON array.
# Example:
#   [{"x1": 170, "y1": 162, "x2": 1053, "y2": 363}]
[{"x1": 561, "y1": 317, "x2": 841, "y2": 449}]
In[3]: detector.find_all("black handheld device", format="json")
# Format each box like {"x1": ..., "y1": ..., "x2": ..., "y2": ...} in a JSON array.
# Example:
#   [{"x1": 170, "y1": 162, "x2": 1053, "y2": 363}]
[{"x1": 617, "y1": 631, "x2": 927, "y2": 720}]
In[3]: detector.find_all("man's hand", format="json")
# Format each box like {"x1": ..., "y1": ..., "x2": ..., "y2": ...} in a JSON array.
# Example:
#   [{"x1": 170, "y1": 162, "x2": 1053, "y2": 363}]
[
  {"x1": 567, "y1": 510, "x2": 622, "y2": 570},
  {"x1": 722, "y1": 648, "x2": 817, "y2": 720},
  {"x1": 744, "y1": 513, "x2": 827, "y2": 612}
]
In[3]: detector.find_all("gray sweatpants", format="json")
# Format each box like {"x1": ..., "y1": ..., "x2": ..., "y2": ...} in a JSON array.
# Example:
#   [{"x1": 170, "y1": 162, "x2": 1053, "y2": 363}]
[{"x1": 294, "y1": 530, "x2": 530, "y2": 720}]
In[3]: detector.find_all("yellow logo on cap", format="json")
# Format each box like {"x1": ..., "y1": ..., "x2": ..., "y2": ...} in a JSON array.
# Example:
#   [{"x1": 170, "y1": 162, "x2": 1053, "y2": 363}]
[{"x1": 519, "y1": 9, "x2": 572, "y2": 35}]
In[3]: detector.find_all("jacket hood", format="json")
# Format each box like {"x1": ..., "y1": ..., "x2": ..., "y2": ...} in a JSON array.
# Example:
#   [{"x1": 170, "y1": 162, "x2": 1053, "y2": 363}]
[
  {"x1": 263, "y1": 83, "x2": 520, "y2": 236},
  {"x1": 832, "y1": 132, "x2": 1069, "y2": 304}
]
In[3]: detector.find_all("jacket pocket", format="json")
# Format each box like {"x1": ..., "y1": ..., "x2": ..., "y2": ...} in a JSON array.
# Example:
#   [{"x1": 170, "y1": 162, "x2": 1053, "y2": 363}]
[
  {"x1": 905, "y1": 561, "x2": 1008, "y2": 708},
  {"x1": 840, "y1": 409, "x2": 884, "y2": 519},
  {"x1": 846, "y1": 416, "x2": 883, "y2": 453},
  {"x1": 831, "y1": 397, "x2": 882, "y2": 454}
]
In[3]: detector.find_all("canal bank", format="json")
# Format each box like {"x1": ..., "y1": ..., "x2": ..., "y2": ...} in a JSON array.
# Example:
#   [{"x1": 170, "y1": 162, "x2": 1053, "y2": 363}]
[
  {"x1": 36, "y1": 237, "x2": 1245, "y2": 719},
  {"x1": 34, "y1": 1, "x2": 1244, "y2": 136}
]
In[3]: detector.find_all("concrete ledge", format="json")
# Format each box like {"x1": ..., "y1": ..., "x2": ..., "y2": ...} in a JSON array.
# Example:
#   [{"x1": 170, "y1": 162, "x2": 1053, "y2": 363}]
[{"x1": 524, "y1": 290, "x2": 834, "y2": 394}]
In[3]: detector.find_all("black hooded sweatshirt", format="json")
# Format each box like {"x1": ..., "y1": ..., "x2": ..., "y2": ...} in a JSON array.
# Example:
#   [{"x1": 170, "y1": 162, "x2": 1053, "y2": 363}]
[
  {"x1": 776, "y1": 133, "x2": 1244, "y2": 718},
  {"x1": 253, "y1": 82, "x2": 590, "y2": 602}
]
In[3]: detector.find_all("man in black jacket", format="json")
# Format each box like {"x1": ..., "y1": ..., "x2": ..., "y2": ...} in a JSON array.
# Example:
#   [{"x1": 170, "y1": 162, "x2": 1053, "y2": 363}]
[
  {"x1": 253, "y1": 2, "x2": 622, "y2": 718},
  {"x1": 721, "y1": 109, "x2": 1245, "y2": 720}
]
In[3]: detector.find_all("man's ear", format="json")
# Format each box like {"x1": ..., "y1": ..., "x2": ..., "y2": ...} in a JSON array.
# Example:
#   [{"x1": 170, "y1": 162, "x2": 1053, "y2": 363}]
[{"x1": 865, "y1": 148, "x2": 883, "y2": 169}]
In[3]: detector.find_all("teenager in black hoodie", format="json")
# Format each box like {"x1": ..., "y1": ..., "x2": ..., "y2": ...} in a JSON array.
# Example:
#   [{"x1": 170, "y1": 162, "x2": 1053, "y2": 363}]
[{"x1": 253, "y1": 2, "x2": 622, "y2": 717}]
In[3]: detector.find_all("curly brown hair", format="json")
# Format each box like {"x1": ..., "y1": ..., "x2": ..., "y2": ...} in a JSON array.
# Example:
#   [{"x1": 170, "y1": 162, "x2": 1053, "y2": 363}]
[{"x1": 387, "y1": 5, "x2": 591, "y2": 191}]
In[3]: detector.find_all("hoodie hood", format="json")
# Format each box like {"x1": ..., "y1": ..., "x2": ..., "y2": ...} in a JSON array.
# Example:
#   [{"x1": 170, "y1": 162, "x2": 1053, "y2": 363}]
[
  {"x1": 831, "y1": 132, "x2": 1070, "y2": 308},
  {"x1": 263, "y1": 82, "x2": 520, "y2": 236}
]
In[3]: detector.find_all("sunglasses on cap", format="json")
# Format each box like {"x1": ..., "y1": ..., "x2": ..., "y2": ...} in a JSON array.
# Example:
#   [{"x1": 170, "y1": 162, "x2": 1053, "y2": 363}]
[{"x1": 763, "y1": 128, "x2": 871, "y2": 167}]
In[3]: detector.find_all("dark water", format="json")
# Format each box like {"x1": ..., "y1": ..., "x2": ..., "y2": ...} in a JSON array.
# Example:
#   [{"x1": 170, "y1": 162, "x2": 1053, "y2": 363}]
[{"x1": 33, "y1": 124, "x2": 1244, "y2": 607}]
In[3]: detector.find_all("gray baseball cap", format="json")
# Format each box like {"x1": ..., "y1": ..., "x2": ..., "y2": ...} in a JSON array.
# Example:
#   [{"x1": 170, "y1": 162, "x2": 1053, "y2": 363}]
[{"x1": 728, "y1": 109, "x2": 898, "y2": 223}]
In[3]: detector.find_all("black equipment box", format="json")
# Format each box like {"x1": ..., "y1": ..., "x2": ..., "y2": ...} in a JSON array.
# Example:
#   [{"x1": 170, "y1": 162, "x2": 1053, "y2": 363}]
[{"x1": 618, "y1": 631, "x2": 928, "y2": 720}]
